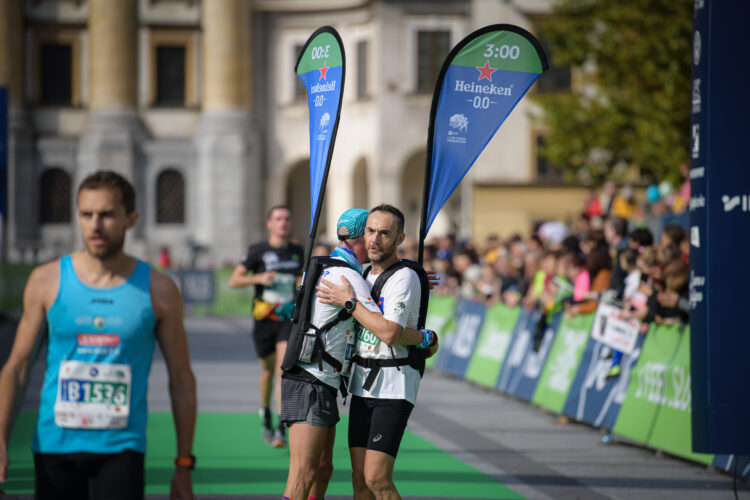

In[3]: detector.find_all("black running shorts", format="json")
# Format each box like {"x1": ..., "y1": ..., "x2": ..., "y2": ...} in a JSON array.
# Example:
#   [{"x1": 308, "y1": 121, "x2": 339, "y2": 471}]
[
  {"x1": 348, "y1": 395, "x2": 414, "y2": 458},
  {"x1": 253, "y1": 318, "x2": 292, "y2": 358},
  {"x1": 280, "y1": 374, "x2": 339, "y2": 427},
  {"x1": 34, "y1": 450, "x2": 144, "y2": 500}
]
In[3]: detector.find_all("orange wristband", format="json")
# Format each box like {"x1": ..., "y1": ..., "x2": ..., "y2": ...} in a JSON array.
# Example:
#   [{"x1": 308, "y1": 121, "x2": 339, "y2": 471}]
[{"x1": 174, "y1": 455, "x2": 196, "y2": 470}]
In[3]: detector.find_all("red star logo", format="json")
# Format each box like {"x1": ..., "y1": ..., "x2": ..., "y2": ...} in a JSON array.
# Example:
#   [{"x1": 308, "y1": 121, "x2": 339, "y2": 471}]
[
  {"x1": 319, "y1": 61, "x2": 329, "y2": 80},
  {"x1": 476, "y1": 60, "x2": 497, "y2": 82}
]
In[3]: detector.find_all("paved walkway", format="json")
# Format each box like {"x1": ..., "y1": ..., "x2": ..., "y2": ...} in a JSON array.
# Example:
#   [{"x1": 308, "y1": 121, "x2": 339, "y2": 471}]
[{"x1": 1, "y1": 316, "x2": 746, "y2": 499}]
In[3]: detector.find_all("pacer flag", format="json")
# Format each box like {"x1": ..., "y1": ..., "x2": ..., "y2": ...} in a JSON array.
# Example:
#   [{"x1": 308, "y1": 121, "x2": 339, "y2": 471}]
[
  {"x1": 421, "y1": 25, "x2": 547, "y2": 239},
  {"x1": 295, "y1": 27, "x2": 345, "y2": 236}
]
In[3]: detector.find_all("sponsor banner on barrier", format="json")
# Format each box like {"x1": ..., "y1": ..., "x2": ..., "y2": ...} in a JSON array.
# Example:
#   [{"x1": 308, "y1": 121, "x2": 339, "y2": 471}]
[
  {"x1": 424, "y1": 295, "x2": 457, "y2": 370},
  {"x1": 590, "y1": 292, "x2": 640, "y2": 355},
  {"x1": 713, "y1": 455, "x2": 750, "y2": 479},
  {"x1": 612, "y1": 324, "x2": 682, "y2": 444},
  {"x1": 0, "y1": 263, "x2": 35, "y2": 314},
  {"x1": 505, "y1": 313, "x2": 561, "y2": 401},
  {"x1": 532, "y1": 313, "x2": 595, "y2": 413},
  {"x1": 173, "y1": 270, "x2": 216, "y2": 304},
  {"x1": 614, "y1": 325, "x2": 713, "y2": 464},
  {"x1": 496, "y1": 309, "x2": 547, "y2": 399},
  {"x1": 440, "y1": 299, "x2": 487, "y2": 379},
  {"x1": 643, "y1": 325, "x2": 713, "y2": 465},
  {"x1": 464, "y1": 304, "x2": 522, "y2": 389},
  {"x1": 432, "y1": 317, "x2": 457, "y2": 372},
  {"x1": 562, "y1": 334, "x2": 645, "y2": 429}
]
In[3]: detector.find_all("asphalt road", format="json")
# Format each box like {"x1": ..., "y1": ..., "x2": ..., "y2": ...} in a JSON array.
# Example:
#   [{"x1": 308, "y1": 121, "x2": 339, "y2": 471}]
[{"x1": 1, "y1": 316, "x2": 746, "y2": 500}]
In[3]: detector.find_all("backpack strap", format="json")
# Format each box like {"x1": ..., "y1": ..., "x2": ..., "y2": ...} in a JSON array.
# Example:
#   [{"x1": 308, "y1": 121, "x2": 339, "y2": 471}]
[
  {"x1": 355, "y1": 260, "x2": 431, "y2": 389},
  {"x1": 283, "y1": 256, "x2": 352, "y2": 375}
]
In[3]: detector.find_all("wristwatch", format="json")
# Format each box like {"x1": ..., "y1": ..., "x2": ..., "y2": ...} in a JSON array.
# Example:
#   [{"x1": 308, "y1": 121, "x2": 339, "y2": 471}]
[
  {"x1": 344, "y1": 297, "x2": 358, "y2": 313},
  {"x1": 174, "y1": 455, "x2": 196, "y2": 470}
]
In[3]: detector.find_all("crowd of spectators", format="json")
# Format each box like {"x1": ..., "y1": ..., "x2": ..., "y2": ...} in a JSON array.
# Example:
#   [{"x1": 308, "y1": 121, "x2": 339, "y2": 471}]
[{"x1": 407, "y1": 177, "x2": 692, "y2": 371}]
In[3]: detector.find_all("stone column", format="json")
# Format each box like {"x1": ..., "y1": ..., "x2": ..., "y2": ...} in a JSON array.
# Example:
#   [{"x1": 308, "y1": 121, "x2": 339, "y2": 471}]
[
  {"x1": 88, "y1": 0, "x2": 138, "y2": 111},
  {"x1": 195, "y1": 0, "x2": 261, "y2": 265},
  {"x1": 0, "y1": 0, "x2": 35, "y2": 261},
  {"x1": 78, "y1": 0, "x2": 147, "y2": 250}
]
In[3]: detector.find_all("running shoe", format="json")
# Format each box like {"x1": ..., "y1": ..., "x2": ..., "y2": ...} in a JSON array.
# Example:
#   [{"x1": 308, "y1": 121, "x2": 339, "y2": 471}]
[
  {"x1": 607, "y1": 364, "x2": 621, "y2": 378},
  {"x1": 259, "y1": 408, "x2": 274, "y2": 445},
  {"x1": 271, "y1": 426, "x2": 287, "y2": 448}
]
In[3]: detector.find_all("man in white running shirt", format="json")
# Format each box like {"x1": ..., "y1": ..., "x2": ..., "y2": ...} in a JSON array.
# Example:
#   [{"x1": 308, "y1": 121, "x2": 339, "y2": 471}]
[
  {"x1": 317, "y1": 204, "x2": 438, "y2": 500},
  {"x1": 280, "y1": 209, "x2": 434, "y2": 500}
]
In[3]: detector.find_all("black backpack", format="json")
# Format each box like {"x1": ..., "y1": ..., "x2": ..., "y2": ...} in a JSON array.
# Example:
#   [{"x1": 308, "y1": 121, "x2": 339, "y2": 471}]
[
  {"x1": 281, "y1": 256, "x2": 352, "y2": 375},
  {"x1": 352, "y1": 259, "x2": 430, "y2": 391}
]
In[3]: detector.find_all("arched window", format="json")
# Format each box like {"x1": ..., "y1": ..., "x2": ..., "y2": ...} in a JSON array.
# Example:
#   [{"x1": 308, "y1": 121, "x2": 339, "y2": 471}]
[
  {"x1": 40, "y1": 168, "x2": 71, "y2": 223},
  {"x1": 156, "y1": 168, "x2": 185, "y2": 224}
]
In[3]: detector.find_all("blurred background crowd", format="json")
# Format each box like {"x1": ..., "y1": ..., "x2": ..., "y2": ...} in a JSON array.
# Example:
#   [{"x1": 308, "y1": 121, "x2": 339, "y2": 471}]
[{"x1": 410, "y1": 174, "x2": 692, "y2": 338}]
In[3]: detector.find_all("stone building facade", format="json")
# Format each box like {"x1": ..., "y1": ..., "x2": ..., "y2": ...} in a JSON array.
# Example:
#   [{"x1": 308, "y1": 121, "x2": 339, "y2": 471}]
[{"x1": 1, "y1": 0, "x2": 572, "y2": 267}]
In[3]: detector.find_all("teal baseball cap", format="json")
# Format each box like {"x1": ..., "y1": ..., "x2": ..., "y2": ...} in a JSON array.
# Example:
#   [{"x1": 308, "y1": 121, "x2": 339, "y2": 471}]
[{"x1": 337, "y1": 208, "x2": 369, "y2": 241}]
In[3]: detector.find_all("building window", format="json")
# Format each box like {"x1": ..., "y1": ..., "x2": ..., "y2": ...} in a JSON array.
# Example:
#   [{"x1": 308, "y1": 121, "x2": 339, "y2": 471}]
[
  {"x1": 40, "y1": 168, "x2": 71, "y2": 224},
  {"x1": 156, "y1": 169, "x2": 185, "y2": 224},
  {"x1": 154, "y1": 46, "x2": 186, "y2": 106},
  {"x1": 294, "y1": 44, "x2": 307, "y2": 101},
  {"x1": 39, "y1": 43, "x2": 73, "y2": 105},
  {"x1": 357, "y1": 40, "x2": 368, "y2": 99},
  {"x1": 33, "y1": 27, "x2": 81, "y2": 106},
  {"x1": 149, "y1": 30, "x2": 197, "y2": 108},
  {"x1": 535, "y1": 135, "x2": 563, "y2": 182},
  {"x1": 417, "y1": 30, "x2": 450, "y2": 94}
]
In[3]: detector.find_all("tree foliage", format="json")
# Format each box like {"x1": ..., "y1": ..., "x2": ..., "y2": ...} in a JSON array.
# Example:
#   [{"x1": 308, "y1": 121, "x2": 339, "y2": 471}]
[{"x1": 535, "y1": 0, "x2": 693, "y2": 184}]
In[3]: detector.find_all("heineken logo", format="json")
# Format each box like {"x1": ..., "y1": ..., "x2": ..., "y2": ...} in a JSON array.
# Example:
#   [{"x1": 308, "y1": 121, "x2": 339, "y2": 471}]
[
  {"x1": 454, "y1": 80, "x2": 512, "y2": 96},
  {"x1": 311, "y1": 80, "x2": 336, "y2": 94}
]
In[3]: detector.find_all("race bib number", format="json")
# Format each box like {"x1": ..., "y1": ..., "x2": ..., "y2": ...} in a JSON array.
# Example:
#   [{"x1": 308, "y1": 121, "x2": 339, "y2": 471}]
[
  {"x1": 357, "y1": 328, "x2": 379, "y2": 348},
  {"x1": 54, "y1": 361, "x2": 132, "y2": 429}
]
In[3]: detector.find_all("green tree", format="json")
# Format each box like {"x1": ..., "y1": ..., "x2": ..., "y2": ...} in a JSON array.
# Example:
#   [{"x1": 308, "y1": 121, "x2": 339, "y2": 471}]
[{"x1": 535, "y1": 0, "x2": 693, "y2": 184}]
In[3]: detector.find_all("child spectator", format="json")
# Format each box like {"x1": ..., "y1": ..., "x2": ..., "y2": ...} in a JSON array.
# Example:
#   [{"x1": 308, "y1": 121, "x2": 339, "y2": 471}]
[
  {"x1": 655, "y1": 260, "x2": 690, "y2": 324},
  {"x1": 566, "y1": 244, "x2": 612, "y2": 317}
]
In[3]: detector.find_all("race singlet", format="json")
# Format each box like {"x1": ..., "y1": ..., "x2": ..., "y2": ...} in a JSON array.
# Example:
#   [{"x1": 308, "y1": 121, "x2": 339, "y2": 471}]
[{"x1": 33, "y1": 256, "x2": 157, "y2": 455}]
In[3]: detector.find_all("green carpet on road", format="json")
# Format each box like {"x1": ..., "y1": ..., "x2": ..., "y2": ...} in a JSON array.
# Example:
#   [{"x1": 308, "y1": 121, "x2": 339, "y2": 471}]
[{"x1": 6, "y1": 412, "x2": 522, "y2": 499}]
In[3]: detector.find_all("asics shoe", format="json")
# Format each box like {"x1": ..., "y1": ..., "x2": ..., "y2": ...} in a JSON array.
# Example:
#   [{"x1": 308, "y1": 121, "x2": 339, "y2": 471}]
[{"x1": 271, "y1": 426, "x2": 287, "y2": 448}]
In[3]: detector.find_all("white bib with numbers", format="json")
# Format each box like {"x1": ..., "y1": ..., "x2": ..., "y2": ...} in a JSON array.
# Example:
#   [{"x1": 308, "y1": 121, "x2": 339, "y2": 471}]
[{"x1": 54, "y1": 360, "x2": 132, "y2": 429}]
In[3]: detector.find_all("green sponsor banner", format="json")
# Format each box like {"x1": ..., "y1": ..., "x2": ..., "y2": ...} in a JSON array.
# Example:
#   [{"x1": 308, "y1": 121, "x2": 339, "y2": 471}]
[
  {"x1": 464, "y1": 304, "x2": 521, "y2": 388},
  {"x1": 0, "y1": 263, "x2": 34, "y2": 314},
  {"x1": 191, "y1": 268, "x2": 254, "y2": 317},
  {"x1": 424, "y1": 294, "x2": 457, "y2": 370},
  {"x1": 647, "y1": 326, "x2": 713, "y2": 465},
  {"x1": 451, "y1": 30, "x2": 544, "y2": 73},
  {"x1": 613, "y1": 324, "x2": 681, "y2": 443},
  {"x1": 296, "y1": 32, "x2": 343, "y2": 75},
  {"x1": 531, "y1": 313, "x2": 595, "y2": 413},
  {"x1": 613, "y1": 324, "x2": 713, "y2": 465}
]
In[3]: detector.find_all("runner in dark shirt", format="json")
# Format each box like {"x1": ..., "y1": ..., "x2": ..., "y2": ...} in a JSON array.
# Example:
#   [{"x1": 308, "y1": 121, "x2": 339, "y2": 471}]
[{"x1": 229, "y1": 206, "x2": 303, "y2": 447}]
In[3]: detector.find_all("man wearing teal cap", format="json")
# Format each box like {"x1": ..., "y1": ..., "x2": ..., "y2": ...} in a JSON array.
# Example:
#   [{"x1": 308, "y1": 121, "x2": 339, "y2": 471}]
[{"x1": 281, "y1": 209, "x2": 434, "y2": 500}]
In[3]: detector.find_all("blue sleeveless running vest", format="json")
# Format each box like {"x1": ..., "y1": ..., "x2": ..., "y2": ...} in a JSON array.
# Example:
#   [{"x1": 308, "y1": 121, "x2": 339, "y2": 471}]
[{"x1": 33, "y1": 255, "x2": 157, "y2": 454}]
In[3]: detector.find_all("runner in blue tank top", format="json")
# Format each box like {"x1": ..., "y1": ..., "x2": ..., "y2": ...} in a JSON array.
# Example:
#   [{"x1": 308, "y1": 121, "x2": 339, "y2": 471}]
[{"x1": 0, "y1": 171, "x2": 197, "y2": 500}]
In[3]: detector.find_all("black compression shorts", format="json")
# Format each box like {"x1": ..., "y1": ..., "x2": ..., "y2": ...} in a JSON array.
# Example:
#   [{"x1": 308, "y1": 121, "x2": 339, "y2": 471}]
[
  {"x1": 348, "y1": 395, "x2": 414, "y2": 458},
  {"x1": 253, "y1": 318, "x2": 292, "y2": 358},
  {"x1": 34, "y1": 450, "x2": 144, "y2": 500}
]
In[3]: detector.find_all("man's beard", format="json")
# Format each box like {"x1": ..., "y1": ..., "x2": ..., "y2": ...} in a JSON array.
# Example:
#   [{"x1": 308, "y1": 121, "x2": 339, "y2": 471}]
[
  {"x1": 85, "y1": 233, "x2": 125, "y2": 259},
  {"x1": 369, "y1": 241, "x2": 397, "y2": 264}
]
